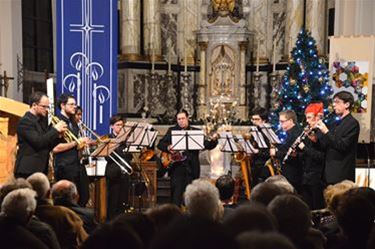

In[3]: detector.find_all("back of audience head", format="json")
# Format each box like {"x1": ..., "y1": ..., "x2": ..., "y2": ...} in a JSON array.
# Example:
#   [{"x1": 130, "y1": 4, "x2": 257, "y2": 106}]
[
  {"x1": 223, "y1": 203, "x2": 277, "y2": 236},
  {"x1": 236, "y1": 231, "x2": 296, "y2": 249},
  {"x1": 268, "y1": 194, "x2": 311, "y2": 246},
  {"x1": 324, "y1": 180, "x2": 356, "y2": 211},
  {"x1": 113, "y1": 213, "x2": 156, "y2": 248},
  {"x1": 27, "y1": 173, "x2": 50, "y2": 199},
  {"x1": 150, "y1": 216, "x2": 238, "y2": 249},
  {"x1": 215, "y1": 174, "x2": 235, "y2": 201},
  {"x1": 184, "y1": 179, "x2": 223, "y2": 222},
  {"x1": 0, "y1": 177, "x2": 32, "y2": 205},
  {"x1": 145, "y1": 203, "x2": 183, "y2": 232},
  {"x1": 250, "y1": 182, "x2": 284, "y2": 206},
  {"x1": 333, "y1": 189, "x2": 375, "y2": 243},
  {"x1": 1, "y1": 188, "x2": 37, "y2": 224},
  {"x1": 51, "y1": 180, "x2": 78, "y2": 204},
  {"x1": 81, "y1": 220, "x2": 142, "y2": 249},
  {"x1": 265, "y1": 175, "x2": 295, "y2": 194}
]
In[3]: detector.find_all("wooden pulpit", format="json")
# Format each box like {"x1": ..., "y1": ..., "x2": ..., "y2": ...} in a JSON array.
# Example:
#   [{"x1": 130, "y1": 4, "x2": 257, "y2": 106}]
[{"x1": 0, "y1": 97, "x2": 29, "y2": 184}]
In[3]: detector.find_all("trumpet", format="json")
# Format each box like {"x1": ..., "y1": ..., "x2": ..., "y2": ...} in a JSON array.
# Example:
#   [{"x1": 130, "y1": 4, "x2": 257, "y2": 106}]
[
  {"x1": 78, "y1": 122, "x2": 133, "y2": 175},
  {"x1": 50, "y1": 115, "x2": 85, "y2": 149}
]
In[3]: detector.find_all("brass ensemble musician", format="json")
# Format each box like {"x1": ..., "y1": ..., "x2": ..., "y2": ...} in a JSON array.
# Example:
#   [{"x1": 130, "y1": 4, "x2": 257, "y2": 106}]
[
  {"x1": 14, "y1": 91, "x2": 67, "y2": 179},
  {"x1": 53, "y1": 93, "x2": 90, "y2": 206},
  {"x1": 105, "y1": 115, "x2": 132, "y2": 220},
  {"x1": 157, "y1": 109, "x2": 218, "y2": 206}
]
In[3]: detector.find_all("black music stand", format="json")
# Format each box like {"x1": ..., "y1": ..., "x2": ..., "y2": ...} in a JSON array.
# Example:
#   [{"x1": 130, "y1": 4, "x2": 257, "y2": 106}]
[
  {"x1": 171, "y1": 130, "x2": 205, "y2": 151},
  {"x1": 218, "y1": 132, "x2": 242, "y2": 175},
  {"x1": 249, "y1": 126, "x2": 268, "y2": 148},
  {"x1": 259, "y1": 123, "x2": 281, "y2": 145},
  {"x1": 235, "y1": 135, "x2": 257, "y2": 155}
]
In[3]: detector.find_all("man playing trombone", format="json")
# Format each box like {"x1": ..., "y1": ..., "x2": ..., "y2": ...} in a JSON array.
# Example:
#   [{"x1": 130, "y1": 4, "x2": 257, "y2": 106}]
[
  {"x1": 14, "y1": 91, "x2": 68, "y2": 179},
  {"x1": 53, "y1": 93, "x2": 90, "y2": 206}
]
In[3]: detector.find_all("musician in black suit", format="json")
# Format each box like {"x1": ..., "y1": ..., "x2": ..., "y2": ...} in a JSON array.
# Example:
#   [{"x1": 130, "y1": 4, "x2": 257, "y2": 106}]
[
  {"x1": 315, "y1": 91, "x2": 360, "y2": 185},
  {"x1": 297, "y1": 103, "x2": 325, "y2": 209},
  {"x1": 270, "y1": 110, "x2": 303, "y2": 193},
  {"x1": 250, "y1": 107, "x2": 272, "y2": 186},
  {"x1": 14, "y1": 91, "x2": 67, "y2": 179},
  {"x1": 157, "y1": 109, "x2": 218, "y2": 206},
  {"x1": 105, "y1": 115, "x2": 132, "y2": 219},
  {"x1": 53, "y1": 93, "x2": 90, "y2": 206}
]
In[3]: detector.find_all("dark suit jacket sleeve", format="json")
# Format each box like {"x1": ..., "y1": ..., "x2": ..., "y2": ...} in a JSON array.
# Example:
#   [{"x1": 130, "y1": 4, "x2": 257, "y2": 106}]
[
  {"x1": 204, "y1": 138, "x2": 218, "y2": 150},
  {"x1": 322, "y1": 119, "x2": 360, "y2": 153},
  {"x1": 301, "y1": 142, "x2": 325, "y2": 162},
  {"x1": 157, "y1": 127, "x2": 172, "y2": 152},
  {"x1": 17, "y1": 117, "x2": 60, "y2": 151}
]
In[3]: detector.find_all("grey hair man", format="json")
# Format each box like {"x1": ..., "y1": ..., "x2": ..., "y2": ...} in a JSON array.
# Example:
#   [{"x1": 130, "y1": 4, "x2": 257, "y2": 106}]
[{"x1": 184, "y1": 179, "x2": 223, "y2": 222}]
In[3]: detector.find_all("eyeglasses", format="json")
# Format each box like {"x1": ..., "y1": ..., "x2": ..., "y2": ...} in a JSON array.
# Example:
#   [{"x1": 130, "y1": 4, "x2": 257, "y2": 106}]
[
  {"x1": 37, "y1": 104, "x2": 50, "y2": 109},
  {"x1": 251, "y1": 117, "x2": 261, "y2": 121}
]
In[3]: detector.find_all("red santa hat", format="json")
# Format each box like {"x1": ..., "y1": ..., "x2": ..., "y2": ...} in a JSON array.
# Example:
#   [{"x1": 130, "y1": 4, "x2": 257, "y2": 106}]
[{"x1": 305, "y1": 102, "x2": 324, "y2": 115}]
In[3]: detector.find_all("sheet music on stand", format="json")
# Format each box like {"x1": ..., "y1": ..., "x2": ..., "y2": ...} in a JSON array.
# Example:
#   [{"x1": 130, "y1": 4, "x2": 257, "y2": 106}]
[
  {"x1": 91, "y1": 138, "x2": 118, "y2": 157},
  {"x1": 117, "y1": 121, "x2": 139, "y2": 144},
  {"x1": 87, "y1": 139, "x2": 118, "y2": 176},
  {"x1": 259, "y1": 123, "x2": 281, "y2": 144},
  {"x1": 132, "y1": 123, "x2": 158, "y2": 148},
  {"x1": 249, "y1": 126, "x2": 268, "y2": 148},
  {"x1": 235, "y1": 135, "x2": 257, "y2": 154},
  {"x1": 171, "y1": 130, "x2": 204, "y2": 151},
  {"x1": 218, "y1": 132, "x2": 241, "y2": 152}
]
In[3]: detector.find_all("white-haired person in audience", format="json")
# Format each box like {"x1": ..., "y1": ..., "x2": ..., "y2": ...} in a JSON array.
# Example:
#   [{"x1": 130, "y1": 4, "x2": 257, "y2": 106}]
[
  {"x1": 0, "y1": 188, "x2": 48, "y2": 249},
  {"x1": 27, "y1": 172, "x2": 88, "y2": 248},
  {"x1": 0, "y1": 177, "x2": 61, "y2": 249},
  {"x1": 184, "y1": 179, "x2": 223, "y2": 222},
  {"x1": 51, "y1": 180, "x2": 97, "y2": 234}
]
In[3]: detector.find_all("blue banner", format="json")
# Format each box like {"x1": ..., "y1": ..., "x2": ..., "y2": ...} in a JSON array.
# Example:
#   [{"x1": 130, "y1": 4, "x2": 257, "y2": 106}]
[{"x1": 56, "y1": 0, "x2": 117, "y2": 135}]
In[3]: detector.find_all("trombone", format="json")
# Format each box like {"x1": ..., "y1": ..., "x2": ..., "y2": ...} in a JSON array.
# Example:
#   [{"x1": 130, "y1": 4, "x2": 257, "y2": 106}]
[
  {"x1": 79, "y1": 122, "x2": 133, "y2": 175},
  {"x1": 50, "y1": 115, "x2": 85, "y2": 149}
]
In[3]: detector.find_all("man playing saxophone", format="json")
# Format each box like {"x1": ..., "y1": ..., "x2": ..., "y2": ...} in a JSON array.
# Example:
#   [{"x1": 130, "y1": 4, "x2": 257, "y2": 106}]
[{"x1": 53, "y1": 93, "x2": 91, "y2": 206}]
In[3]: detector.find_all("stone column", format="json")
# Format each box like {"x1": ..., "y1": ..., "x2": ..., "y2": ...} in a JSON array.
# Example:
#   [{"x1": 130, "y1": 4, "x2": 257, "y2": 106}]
[
  {"x1": 284, "y1": 0, "x2": 304, "y2": 57},
  {"x1": 198, "y1": 42, "x2": 207, "y2": 106},
  {"x1": 179, "y1": 0, "x2": 199, "y2": 64},
  {"x1": 306, "y1": 0, "x2": 326, "y2": 55},
  {"x1": 120, "y1": 0, "x2": 141, "y2": 60},
  {"x1": 239, "y1": 41, "x2": 247, "y2": 106},
  {"x1": 143, "y1": 0, "x2": 161, "y2": 60},
  {"x1": 251, "y1": 0, "x2": 269, "y2": 63}
]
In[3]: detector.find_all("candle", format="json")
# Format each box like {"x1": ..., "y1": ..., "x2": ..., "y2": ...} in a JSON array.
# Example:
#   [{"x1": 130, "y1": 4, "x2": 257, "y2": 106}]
[
  {"x1": 184, "y1": 46, "x2": 187, "y2": 73},
  {"x1": 255, "y1": 38, "x2": 260, "y2": 73},
  {"x1": 183, "y1": 0, "x2": 187, "y2": 74},
  {"x1": 272, "y1": 40, "x2": 276, "y2": 72},
  {"x1": 168, "y1": 45, "x2": 172, "y2": 75},
  {"x1": 151, "y1": 47, "x2": 155, "y2": 74}
]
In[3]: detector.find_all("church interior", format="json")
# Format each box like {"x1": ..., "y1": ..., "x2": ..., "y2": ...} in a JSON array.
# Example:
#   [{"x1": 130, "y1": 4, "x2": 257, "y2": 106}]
[{"x1": 0, "y1": 0, "x2": 375, "y2": 248}]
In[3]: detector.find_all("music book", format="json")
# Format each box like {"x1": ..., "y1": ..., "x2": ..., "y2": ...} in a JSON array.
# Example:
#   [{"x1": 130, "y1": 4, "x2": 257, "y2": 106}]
[{"x1": 171, "y1": 130, "x2": 204, "y2": 151}]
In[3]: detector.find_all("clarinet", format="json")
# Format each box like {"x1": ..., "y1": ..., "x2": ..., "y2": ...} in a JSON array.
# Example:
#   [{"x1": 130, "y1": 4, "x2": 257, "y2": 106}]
[{"x1": 282, "y1": 125, "x2": 314, "y2": 164}]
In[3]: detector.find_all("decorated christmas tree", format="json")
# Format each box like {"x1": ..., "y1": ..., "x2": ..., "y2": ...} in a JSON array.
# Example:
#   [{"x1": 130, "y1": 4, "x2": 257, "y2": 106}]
[{"x1": 269, "y1": 29, "x2": 334, "y2": 137}]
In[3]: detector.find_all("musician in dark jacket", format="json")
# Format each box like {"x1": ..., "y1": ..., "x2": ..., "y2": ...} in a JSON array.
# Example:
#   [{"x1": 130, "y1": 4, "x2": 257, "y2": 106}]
[
  {"x1": 271, "y1": 110, "x2": 303, "y2": 193},
  {"x1": 105, "y1": 115, "x2": 132, "y2": 219},
  {"x1": 15, "y1": 91, "x2": 67, "y2": 178},
  {"x1": 157, "y1": 109, "x2": 218, "y2": 206},
  {"x1": 297, "y1": 103, "x2": 325, "y2": 209},
  {"x1": 316, "y1": 91, "x2": 360, "y2": 185},
  {"x1": 53, "y1": 93, "x2": 90, "y2": 206}
]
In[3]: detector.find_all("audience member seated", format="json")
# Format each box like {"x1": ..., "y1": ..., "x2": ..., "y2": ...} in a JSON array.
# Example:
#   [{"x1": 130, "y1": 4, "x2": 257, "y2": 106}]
[
  {"x1": 268, "y1": 194, "x2": 325, "y2": 249},
  {"x1": 331, "y1": 189, "x2": 375, "y2": 249},
  {"x1": 223, "y1": 203, "x2": 277, "y2": 237},
  {"x1": 184, "y1": 179, "x2": 223, "y2": 222},
  {"x1": 27, "y1": 172, "x2": 88, "y2": 249},
  {"x1": 51, "y1": 180, "x2": 97, "y2": 234},
  {"x1": 81, "y1": 219, "x2": 142, "y2": 249},
  {"x1": 250, "y1": 182, "x2": 284, "y2": 206},
  {"x1": 0, "y1": 177, "x2": 61, "y2": 249},
  {"x1": 150, "y1": 216, "x2": 238, "y2": 249},
  {"x1": 145, "y1": 203, "x2": 183, "y2": 234},
  {"x1": 215, "y1": 174, "x2": 237, "y2": 218},
  {"x1": 265, "y1": 175, "x2": 295, "y2": 194},
  {"x1": 0, "y1": 188, "x2": 48, "y2": 249},
  {"x1": 112, "y1": 213, "x2": 156, "y2": 248},
  {"x1": 236, "y1": 231, "x2": 296, "y2": 249}
]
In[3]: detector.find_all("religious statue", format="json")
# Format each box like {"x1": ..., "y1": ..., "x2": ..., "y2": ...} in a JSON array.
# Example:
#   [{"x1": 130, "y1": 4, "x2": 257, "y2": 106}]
[{"x1": 208, "y1": 0, "x2": 243, "y2": 23}]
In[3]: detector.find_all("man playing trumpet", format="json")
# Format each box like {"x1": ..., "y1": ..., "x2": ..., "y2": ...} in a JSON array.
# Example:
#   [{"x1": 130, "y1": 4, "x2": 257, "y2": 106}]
[
  {"x1": 53, "y1": 93, "x2": 91, "y2": 206},
  {"x1": 14, "y1": 91, "x2": 68, "y2": 179}
]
